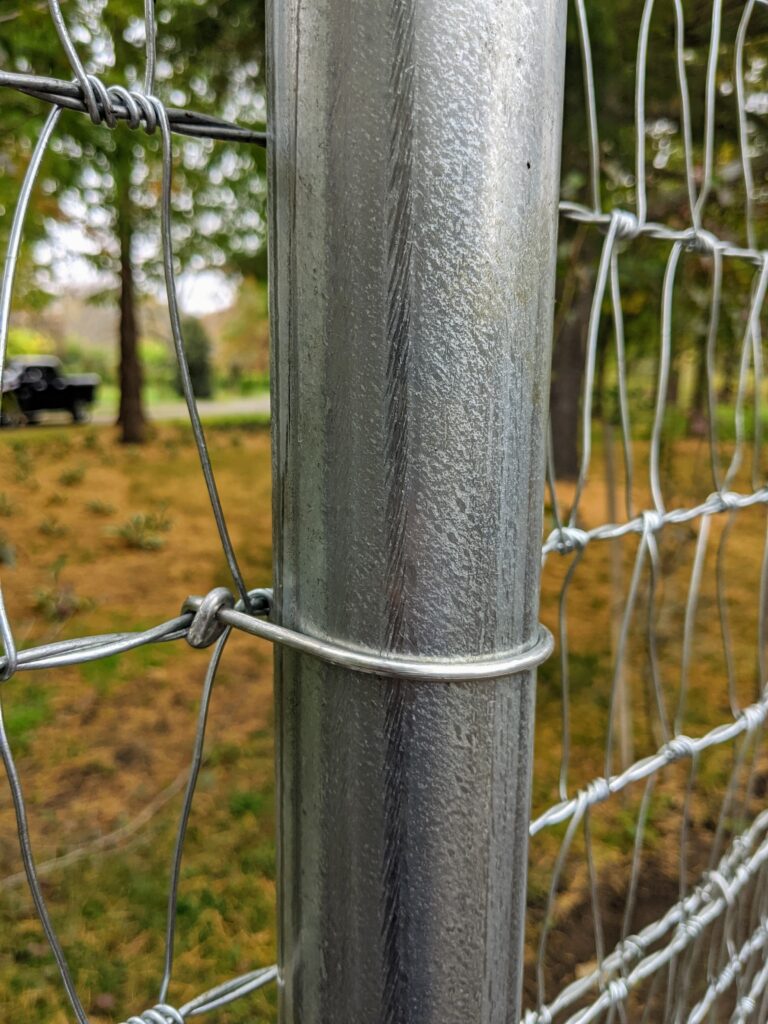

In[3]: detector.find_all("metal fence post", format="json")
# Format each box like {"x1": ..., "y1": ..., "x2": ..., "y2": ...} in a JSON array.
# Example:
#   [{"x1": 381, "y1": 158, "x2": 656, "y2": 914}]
[{"x1": 267, "y1": 2, "x2": 567, "y2": 1021}]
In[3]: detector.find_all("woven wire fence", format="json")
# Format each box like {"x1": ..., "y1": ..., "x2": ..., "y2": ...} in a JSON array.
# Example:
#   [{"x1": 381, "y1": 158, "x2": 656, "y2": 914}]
[
  {"x1": 6, "y1": 1, "x2": 768, "y2": 1023},
  {"x1": 527, "y1": 1, "x2": 768, "y2": 1022},
  {"x1": 0, "y1": 3, "x2": 278, "y2": 1023}
]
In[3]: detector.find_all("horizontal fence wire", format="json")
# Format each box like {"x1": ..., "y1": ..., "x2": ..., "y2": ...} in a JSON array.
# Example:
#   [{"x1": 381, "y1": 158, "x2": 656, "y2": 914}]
[{"x1": 527, "y1": 1, "x2": 768, "y2": 1022}]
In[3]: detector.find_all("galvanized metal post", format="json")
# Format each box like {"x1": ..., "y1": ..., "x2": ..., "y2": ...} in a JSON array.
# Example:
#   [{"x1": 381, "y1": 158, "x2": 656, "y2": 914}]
[{"x1": 267, "y1": 2, "x2": 567, "y2": 1021}]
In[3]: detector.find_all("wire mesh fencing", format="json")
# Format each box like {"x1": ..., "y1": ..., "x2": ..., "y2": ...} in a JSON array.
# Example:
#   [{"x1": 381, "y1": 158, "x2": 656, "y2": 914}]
[
  {"x1": 5, "y1": 1, "x2": 768, "y2": 1023},
  {"x1": 527, "y1": 1, "x2": 768, "y2": 1022},
  {"x1": 0, "y1": 3, "x2": 278, "y2": 1022}
]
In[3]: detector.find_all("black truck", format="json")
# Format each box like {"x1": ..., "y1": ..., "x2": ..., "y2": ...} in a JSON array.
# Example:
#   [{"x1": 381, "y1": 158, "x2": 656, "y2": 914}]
[{"x1": 1, "y1": 356, "x2": 100, "y2": 425}]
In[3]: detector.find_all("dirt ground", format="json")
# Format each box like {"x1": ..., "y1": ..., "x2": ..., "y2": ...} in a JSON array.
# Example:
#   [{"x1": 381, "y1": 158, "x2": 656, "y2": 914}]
[
  {"x1": 0, "y1": 422, "x2": 276, "y2": 1023},
  {"x1": 0, "y1": 422, "x2": 765, "y2": 1022}
]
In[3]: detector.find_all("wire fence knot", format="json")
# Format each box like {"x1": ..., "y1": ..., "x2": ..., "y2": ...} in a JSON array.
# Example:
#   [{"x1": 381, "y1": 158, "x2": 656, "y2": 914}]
[
  {"x1": 122, "y1": 1005, "x2": 184, "y2": 1024},
  {"x1": 736, "y1": 995, "x2": 757, "y2": 1019},
  {"x1": 684, "y1": 228, "x2": 720, "y2": 256},
  {"x1": 666, "y1": 735, "x2": 696, "y2": 762},
  {"x1": 708, "y1": 869, "x2": 736, "y2": 908},
  {"x1": 80, "y1": 75, "x2": 161, "y2": 133},
  {"x1": 640, "y1": 509, "x2": 664, "y2": 534},
  {"x1": 612, "y1": 208, "x2": 640, "y2": 241},
  {"x1": 740, "y1": 703, "x2": 766, "y2": 735},
  {"x1": 0, "y1": 628, "x2": 18, "y2": 683},
  {"x1": 585, "y1": 776, "x2": 612, "y2": 806},
  {"x1": 606, "y1": 978, "x2": 629, "y2": 1005},
  {"x1": 184, "y1": 588, "x2": 235, "y2": 648},
  {"x1": 548, "y1": 525, "x2": 590, "y2": 554},
  {"x1": 620, "y1": 934, "x2": 645, "y2": 964},
  {"x1": 716, "y1": 490, "x2": 744, "y2": 512},
  {"x1": 682, "y1": 913, "x2": 704, "y2": 939}
]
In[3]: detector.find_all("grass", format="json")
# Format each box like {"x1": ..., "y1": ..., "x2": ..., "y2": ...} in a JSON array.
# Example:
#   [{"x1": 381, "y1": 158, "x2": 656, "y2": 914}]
[
  {"x1": 0, "y1": 417, "x2": 765, "y2": 1021},
  {"x1": 113, "y1": 511, "x2": 172, "y2": 551},
  {"x1": 0, "y1": 420, "x2": 274, "y2": 1023},
  {"x1": 92, "y1": 381, "x2": 271, "y2": 421},
  {"x1": 3, "y1": 683, "x2": 53, "y2": 757},
  {"x1": 58, "y1": 465, "x2": 86, "y2": 488}
]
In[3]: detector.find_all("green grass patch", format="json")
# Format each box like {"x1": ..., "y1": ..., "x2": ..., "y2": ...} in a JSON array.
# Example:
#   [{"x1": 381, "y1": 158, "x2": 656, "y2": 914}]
[{"x1": 2, "y1": 683, "x2": 52, "y2": 755}]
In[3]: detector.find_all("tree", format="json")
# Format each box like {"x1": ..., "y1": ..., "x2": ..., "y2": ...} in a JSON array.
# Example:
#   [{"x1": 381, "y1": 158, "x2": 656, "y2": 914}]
[
  {"x1": 174, "y1": 316, "x2": 213, "y2": 399},
  {"x1": 552, "y1": 0, "x2": 768, "y2": 479},
  {"x1": 220, "y1": 275, "x2": 270, "y2": 381},
  {"x1": 0, "y1": 0, "x2": 266, "y2": 442}
]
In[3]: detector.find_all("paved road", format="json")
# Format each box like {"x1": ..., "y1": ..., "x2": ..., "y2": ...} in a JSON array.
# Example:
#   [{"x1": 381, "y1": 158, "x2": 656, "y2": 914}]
[{"x1": 91, "y1": 394, "x2": 271, "y2": 425}]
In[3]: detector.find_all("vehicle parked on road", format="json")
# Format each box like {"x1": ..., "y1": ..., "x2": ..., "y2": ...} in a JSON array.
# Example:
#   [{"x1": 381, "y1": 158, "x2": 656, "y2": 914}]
[{"x1": 1, "y1": 356, "x2": 100, "y2": 425}]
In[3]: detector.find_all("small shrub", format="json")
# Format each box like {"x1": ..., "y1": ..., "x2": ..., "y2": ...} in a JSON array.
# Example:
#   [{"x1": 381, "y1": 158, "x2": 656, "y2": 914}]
[
  {"x1": 34, "y1": 585, "x2": 93, "y2": 622},
  {"x1": 113, "y1": 512, "x2": 171, "y2": 551},
  {"x1": 175, "y1": 317, "x2": 214, "y2": 399},
  {"x1": 39, "y1": 517, "x2": 67, "y2": 538},
  {"x1": 0, "y1": 533, "x2": 16, "y2": 566},
  {"x1": 59, "y1": 465, "x2": 85, "y2": 487},
  {"x1": 11, "y1": 441, "x2": 32, "y2": 483},
  {"x1": 34, "y1": 557, "x2": 92, "y2": 622},
  {"x1": 82, "y1": 431, "x2": 102, "y2": 452},
  {"x1": 228, "y1": 790, "x2": 267, "y2": 819},
  {"x1": 86, "y1": 500, "x2": 114, "y2": 517},
  {"x1": 144, "y1": 507, "x2": 172, "y2": 533},
  {"x1": 46, "y1": 493, "x2": 67, "y2": 508},
  {"x1": 0, "y1": 493, "x2": 15, "y2": 517}
]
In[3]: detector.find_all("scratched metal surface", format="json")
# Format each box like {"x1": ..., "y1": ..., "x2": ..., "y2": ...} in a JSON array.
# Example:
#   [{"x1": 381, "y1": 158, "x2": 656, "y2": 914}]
[{"x1": 268, "y1": 1, "x2": 567, "y2": 1020}]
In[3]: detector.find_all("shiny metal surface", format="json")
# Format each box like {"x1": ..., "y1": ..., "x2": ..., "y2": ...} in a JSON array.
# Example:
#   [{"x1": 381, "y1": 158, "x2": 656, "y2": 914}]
[{"x1": 267, "y1": 1, "x2": 567, "y2": 1020}]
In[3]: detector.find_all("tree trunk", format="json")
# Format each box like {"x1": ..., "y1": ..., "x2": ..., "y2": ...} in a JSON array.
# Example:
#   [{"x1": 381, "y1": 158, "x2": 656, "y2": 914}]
[
  {"x1": 117, "y1": 194, "x2": 146, "y2": 444},
  {"x1": 550, "y1": 276, "x2": 592, "y2": 480}
]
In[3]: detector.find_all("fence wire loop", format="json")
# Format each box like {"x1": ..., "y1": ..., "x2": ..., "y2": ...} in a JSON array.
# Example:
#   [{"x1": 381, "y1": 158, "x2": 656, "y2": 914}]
[
  {"x1": 124, "y1": 1007, "x2": 184, "y2": 1024},
  {"x1": 183, "y1": 588, "x2": 235, "y2": 649}
]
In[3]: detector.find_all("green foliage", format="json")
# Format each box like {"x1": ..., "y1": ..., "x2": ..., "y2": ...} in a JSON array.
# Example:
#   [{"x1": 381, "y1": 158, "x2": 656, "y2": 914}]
[
  {"x1": 0, "y1": 1, "x2": 267, "y2": 296},
  {"x1": 59, "y1": 465, "x2": 85, "y2": 488},
  {"x1": 220, "y1": 276, "x2": 270, "y2": 377},
  {"x1": 62, "y1": 341, "x2": 114, "y2": 384},
  {"x1": 2, "y1": 683, "x2": 52, "y2": 756},
  {"x1": 0, "y1": 532, "x2": 16, "y2": 566},
  {"x1": 113, "y1": 509, "x2": 172, "y2": 550},
  {"x1": 86, "y1": 499, "x2": 114, "y2": 517},
  {"x1": 140, "y1": 336, "x2": 175, "y2": 390},
  {"x1": 229, "y1": 789, "x2": 267, "y2": 820},
  {"x1": 176, "y1": 317, "x2": 214, "y2": 399},
  {"x1": 38, "y1": 516, "x2": 67, "y2": 538},
  {"x1": 7, "y1": 327, "x2": 55, "y2": 358},
  {"x1": 0, "y1": 1, "x2": 267, "y2": 434}
]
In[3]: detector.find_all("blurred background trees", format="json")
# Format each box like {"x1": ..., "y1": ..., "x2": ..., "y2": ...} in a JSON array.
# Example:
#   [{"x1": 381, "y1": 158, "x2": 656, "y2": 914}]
[
  {"x1": 553, "y1": 0, "x2": 768, "y2": 479},
  {"x1": 175, "y1": 317, "x2": 213, "y2": 400},
  {"x1": 0, "y1": 0, "x2": 267, "y2": 442},
  {"x1": 3, "y1": 1, "x2": 768, "y2": 465}
]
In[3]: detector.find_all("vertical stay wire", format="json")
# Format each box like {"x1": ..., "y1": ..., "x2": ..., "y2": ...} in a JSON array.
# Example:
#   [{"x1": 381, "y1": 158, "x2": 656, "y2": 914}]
[{"x1": 0, "y1": 107, "x2": 92, "y2": 1023}]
